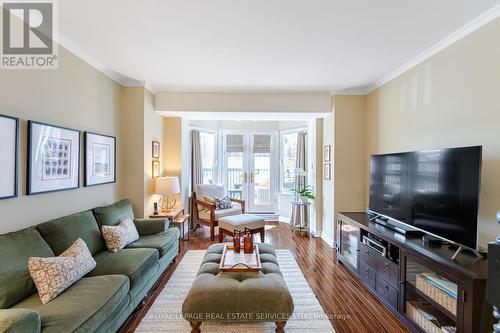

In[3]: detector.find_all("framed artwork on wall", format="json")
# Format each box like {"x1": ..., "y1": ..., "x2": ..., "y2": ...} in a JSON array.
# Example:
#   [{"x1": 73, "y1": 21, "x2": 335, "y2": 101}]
[
  {"x1": 0, "y1": 114, "x2": 19, "y2": 200},
  {"x1": 324, "y1": 163, "x2": 331, "y2": 180},
  {"x1": 152, "y1": 141, "x2": 160, "y2": 159},
  {"x1": 84, "y1": 132, "x2": 116, "y2": 187},
  {"x1": 27, "y1": 121, "x2": 80, "y2": 195},
  {"x1": 324, "y1": 145, "x2": 331, "y2": 162},
  {"x1": 152, "y1": 160, "x2": 160, "y2": 178}
]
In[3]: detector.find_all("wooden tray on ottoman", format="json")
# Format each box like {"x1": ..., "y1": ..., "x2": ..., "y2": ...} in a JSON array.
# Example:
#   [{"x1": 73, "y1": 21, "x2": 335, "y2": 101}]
[{"x1": 219, "y1": 244, "x2": 261, "y2": 272}]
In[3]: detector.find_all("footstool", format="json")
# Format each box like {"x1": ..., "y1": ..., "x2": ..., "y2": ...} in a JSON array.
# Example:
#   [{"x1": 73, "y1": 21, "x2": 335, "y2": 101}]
[
  {"x1": 182, "y1": 243, "x2": 294, "y2": 333},
  {"x1": 218, "y1": 214, "x2": 266, "y2": 243}
]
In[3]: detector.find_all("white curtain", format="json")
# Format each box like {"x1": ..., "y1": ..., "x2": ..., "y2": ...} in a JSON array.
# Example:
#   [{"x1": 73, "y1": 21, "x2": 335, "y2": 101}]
[
  {"x1": 295, "y1": 131, "x2": 306, "y2": 191},
  {"x1": 191, "y1": 130, "x2": 203, "y2": 191}
]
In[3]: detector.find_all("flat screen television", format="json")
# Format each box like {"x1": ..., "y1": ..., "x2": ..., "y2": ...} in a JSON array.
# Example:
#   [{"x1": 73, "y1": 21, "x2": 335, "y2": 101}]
[{"x1": 369, "y1": 146, "x2": 482, "y2": 250}]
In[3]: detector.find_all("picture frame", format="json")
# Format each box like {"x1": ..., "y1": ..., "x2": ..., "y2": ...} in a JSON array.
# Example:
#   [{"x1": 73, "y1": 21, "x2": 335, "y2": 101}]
[
  {"x1": 152, "y1": 160, "x2": 160, "y2": 178},
  {"x1": 0, "y1": 114, "x2": 19, "y2": 200},
  {"x1": 27, "y1": 121, "x2": 80, "y2": 195},
  {"x1": 324, "y1": 163, "x2": 331, "y2": 180},
  {"x1": 84, "y1": 131, "x2": 116, "y2": 187},
  {"x1": 152, "y1": 141, "x2": 160, "y2": 159},
  {"x1": 324, "y1": 145, "x2": 331, "y2": 162}
]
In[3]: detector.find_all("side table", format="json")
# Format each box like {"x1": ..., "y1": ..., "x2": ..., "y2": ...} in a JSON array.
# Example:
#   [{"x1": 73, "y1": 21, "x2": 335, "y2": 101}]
[{"x1": 290, "y1": 201, "x2": 311, "y2": 236}]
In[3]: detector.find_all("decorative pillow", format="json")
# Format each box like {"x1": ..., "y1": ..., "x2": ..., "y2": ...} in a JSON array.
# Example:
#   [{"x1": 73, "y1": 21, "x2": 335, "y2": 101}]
[
  {"x1": 202, "y1": 195, "x2": 215, "y2": 211},
  {"x1": 101, "y1": 217, "x2": 139, "y2": 252},
  {"x1": 28, "y1": 238, "x2": 96, "y2": 304},
  {"x1": 215, "y1": 196, "x2": 233, "y2": 210}
]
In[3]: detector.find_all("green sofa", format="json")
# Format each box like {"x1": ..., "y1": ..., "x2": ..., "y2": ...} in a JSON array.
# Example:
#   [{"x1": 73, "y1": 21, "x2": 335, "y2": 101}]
[{"x1": 0, "y1": 199, "x2": 180, "y2": 333}]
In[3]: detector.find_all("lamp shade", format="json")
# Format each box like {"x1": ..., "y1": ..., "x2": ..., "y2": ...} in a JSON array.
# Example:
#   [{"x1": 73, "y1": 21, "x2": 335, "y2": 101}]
[{"x1": 155, "y1": 177, "x2": 180, "y2": 195}]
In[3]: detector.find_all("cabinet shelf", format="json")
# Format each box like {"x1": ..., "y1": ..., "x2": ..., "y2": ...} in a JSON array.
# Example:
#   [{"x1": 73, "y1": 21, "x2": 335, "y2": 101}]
[{"x1": 406, "y1": 282, "x2": 457, "y2": 322}]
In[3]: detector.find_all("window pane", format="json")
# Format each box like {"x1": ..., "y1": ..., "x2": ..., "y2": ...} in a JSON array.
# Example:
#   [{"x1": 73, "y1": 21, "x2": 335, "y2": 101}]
[
  {"x1": 227, "y1": 152, "x2": 243, "y2": 199},
  {"x1": 200, "y1": 132, "x2": 215, "y2": 184},
  {"x1": 282, "y1": 133, "x2": 298, "y2": 192}
]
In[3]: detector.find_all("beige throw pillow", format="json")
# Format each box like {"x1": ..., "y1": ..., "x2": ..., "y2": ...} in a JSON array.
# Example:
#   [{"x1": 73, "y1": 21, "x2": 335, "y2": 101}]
[
  {"x1": 101, "y1": 217, "x2": 139, "y2": 253},
  {"x1": 28, "y1": 238, "x2": 96, "y2": 304}
]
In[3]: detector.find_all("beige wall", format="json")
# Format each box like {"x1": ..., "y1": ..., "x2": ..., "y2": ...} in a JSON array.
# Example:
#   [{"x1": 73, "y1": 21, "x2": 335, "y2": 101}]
[
  {"x1": 163, "y1": 117, "x2": 183, "y2": 206},
  {"x1": 144, "y1": 89, "x2": 166, "y2": 216},
  {"x1": 0, "y1": 46, "x2": 122, "y2": 233},
  {"x1": 366, "y1": 17, "x2": 500, "y2": 250},
  {"x1": 320, "y1": 96, "x2": 367, "y2": 247},
  {"x1": 334, "y1": 96, "x2": 367, "y2": 218},
  {"x1": 120, "y1": 87, "x2": 145, "y2": 216}
]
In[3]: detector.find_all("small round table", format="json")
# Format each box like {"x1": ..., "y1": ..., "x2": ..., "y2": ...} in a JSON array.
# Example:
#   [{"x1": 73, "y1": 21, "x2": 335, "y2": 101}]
[{"x1": 290, "y1": 201, "x2": 311, "y2": 236}]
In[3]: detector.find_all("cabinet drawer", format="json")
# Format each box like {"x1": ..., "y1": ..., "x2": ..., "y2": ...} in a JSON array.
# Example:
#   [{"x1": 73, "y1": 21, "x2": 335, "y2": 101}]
[
  {"x1": 377, "y1": 256, "x2": 399, "y2": 288},
  {"x1": 359, "y1": 259, "x2": 376, "y2": 288},
  {"x1": 375, "y1": 275, "x2": 398, "y2": 310},
  {"x1": 359, "y1": 242, "x2": 378, "y2": 269}
]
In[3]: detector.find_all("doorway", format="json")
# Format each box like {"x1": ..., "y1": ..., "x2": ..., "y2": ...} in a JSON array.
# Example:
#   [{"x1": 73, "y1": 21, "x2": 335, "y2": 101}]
[{"x1": 222, "y1": 130, "x2": 278, "y2": 213}]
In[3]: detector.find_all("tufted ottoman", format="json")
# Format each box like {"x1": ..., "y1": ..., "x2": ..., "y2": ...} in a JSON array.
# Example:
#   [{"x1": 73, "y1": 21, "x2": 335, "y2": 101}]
[{"x1": 182, "y1": 243, "x2": 294, "y2": 333}]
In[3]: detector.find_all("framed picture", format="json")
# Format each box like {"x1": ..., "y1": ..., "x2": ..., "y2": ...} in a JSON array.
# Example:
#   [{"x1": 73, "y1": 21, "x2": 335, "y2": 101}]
[
  {"x1": 324, "y1": 163, "x2": 331, "y2": 180},
  {"x1": 84, "y1": 132, "x2": 116, "y2": 187},
  {"x1": 0, "y1": 114, "x2": 19, "y2": 200},
  {"x1": 152, "y1": 160, "x2": 160, "y2": 178},
  {"x1": 324, "y1": 145, "x2": 331, "y2": 162},
  {"x1": 28, "y1": 121, "x2": 80, "y2": 195},
  {"x1": 152, "y1": 141, "x2": 160, "y2": 159}
]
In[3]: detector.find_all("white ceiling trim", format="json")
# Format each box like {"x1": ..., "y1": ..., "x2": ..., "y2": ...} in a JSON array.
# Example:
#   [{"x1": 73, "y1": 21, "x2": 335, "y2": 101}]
[
  {"x1": 364, "y1": 3, "x2": 500, "y2": 95},
  {"x1": 55, "y1": 4, "x2": 500, "y2": 97},
  {"x1": 159, "y1": 111, "x2": 329, "y2": 121}
]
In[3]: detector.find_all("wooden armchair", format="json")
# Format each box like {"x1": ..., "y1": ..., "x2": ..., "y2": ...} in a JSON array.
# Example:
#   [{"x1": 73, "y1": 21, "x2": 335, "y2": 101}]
[{"x1": 192, "y1": 184, "x2": 245, "y2": 241}]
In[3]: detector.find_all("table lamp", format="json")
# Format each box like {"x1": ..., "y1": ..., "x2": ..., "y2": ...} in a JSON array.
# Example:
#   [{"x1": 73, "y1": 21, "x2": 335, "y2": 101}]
[{"x1": 155, "y1": 176, "x2": 180, "y2": 213}]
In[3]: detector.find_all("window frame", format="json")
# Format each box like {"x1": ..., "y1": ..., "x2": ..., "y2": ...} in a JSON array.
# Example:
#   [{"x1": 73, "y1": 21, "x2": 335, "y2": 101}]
[
  {"x1": 198, "y1": 129, "x2": 218, "y2": 185},
  {"x1": 279, "y1": 127, "x2": 307, "y2": 193}
]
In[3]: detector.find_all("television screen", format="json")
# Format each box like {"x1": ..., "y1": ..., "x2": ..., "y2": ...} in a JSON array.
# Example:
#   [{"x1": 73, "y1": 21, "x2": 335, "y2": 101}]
[{"x1": 369, "y1": 146, "x2": 482, "y2": 250}]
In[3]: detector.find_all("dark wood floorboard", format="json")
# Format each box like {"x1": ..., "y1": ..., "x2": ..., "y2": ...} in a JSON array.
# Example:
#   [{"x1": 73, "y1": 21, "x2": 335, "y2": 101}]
[{"x1": 119, "y1": 222, "x2": 410, "y2": 333}]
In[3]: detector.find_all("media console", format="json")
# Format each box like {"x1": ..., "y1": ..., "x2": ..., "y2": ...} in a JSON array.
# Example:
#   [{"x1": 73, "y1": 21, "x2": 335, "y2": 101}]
[{"x1": 337, "y1": 212, "x2": 491, "y2": 333}]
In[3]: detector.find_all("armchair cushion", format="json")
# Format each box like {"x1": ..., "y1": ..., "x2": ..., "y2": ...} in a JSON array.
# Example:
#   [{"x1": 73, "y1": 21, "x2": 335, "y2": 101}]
[
  {"x1": 0, "y1": 309, "x2": 41, "y2": 333},
  {"x1": 196, "y1": 184, "x2": 224, "y2": 199},
  {"x1": 199, "y1": 205, "x2": 242, "y2": 221},
  {"x1": 133, "y1": 218, "x2": 169, "y2": 235}
]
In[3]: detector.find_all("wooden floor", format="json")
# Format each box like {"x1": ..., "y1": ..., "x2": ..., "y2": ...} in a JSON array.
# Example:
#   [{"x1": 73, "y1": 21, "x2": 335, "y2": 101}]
[{"x1": 119, "y1": 222, "x2": 410, "y2": 333}]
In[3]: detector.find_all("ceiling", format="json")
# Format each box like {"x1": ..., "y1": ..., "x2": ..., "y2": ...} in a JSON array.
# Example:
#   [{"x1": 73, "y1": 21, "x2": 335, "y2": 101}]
[{"x1": 58, "y1": 0, "x2": 500, "y2": 94}]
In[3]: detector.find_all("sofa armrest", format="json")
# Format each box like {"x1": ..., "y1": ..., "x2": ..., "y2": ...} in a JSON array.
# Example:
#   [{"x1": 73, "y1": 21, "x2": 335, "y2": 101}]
[
  {"x1": 133, "y1": 218, "x2": 169, "y2": 235},
  {"x1": 0, "y1": 309, "x2": 41, "y2": 333}
]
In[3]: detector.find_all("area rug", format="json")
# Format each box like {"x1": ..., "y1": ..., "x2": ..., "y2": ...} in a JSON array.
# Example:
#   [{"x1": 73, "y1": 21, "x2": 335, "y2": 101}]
[{"x1": 135, "y1": 250, "x2": 335, "y2": 332}]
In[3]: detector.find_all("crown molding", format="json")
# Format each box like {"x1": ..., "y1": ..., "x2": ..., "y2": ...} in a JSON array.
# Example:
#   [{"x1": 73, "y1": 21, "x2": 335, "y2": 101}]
[{"x1": 365, "y1": 3, "x2": 500, "y2": 94}]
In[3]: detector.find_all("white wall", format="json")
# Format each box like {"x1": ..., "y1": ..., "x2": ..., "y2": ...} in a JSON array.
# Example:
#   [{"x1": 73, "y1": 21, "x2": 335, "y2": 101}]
[
  {"x1": 321, "y1": 114, "x2": 335, "y2": 247},
  {"x1": 156, "y1": 92, "x2": 332, "y2": 113}
]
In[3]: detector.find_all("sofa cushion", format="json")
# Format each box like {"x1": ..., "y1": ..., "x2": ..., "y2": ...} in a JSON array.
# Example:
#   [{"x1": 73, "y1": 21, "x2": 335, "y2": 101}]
[
  {"x1": 126, "y1": 228, "x2": 180, "y2": 257},
  {"x1": 87, "y1": 248, "x2": 159, "y2": 295},
  {"x1": 0, "y1": 309, "x2": 41, "y2": 333},
  {"x1": 37, "y1": 210, "x2": 105, "y2": 256},
  {"x1": 0, "y1": 227, "x2": 54, "y2": 308},
  {"x1": 12, "y1": 275, "x2": 129, "y2": 333},
  {"x1": 93, "y1": 199, "x2": 135, "y2": 227}
]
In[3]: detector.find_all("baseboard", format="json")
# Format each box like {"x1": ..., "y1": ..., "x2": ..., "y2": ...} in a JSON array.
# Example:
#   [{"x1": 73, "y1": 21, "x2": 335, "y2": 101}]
[
  {"x1": 310, "y1": 230, "x2": 322, "y2": 238},
  {"x1": 321, "y1": 233, "x2": 335, "y2": 249}
]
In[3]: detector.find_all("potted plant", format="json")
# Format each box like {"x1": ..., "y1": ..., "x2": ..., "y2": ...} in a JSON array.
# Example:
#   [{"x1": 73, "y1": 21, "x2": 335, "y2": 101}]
[{"x1": 291, "y1": 185, "x2": 315, "y2": 203}]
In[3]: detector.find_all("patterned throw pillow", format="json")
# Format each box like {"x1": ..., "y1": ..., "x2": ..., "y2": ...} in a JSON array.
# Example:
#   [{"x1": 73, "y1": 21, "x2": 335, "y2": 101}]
[
  {"x1": 215, "y1": 196, "x2": 233, "y2": 210},
  {"x1": 101, "y1": 217, "x2": 139, "y2": 252},
  {"x1": 28, "y1": 238, "x2": 96, "y2": 304}
]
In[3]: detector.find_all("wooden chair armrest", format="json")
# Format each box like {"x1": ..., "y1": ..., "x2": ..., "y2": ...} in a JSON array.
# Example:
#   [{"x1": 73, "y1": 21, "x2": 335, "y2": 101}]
[
  {"x1": 229, "y1": 198, "x2": 245, "y2": 204},
  {"x1": 195, "y1": 199, "x2": 215, "y2": 210}
]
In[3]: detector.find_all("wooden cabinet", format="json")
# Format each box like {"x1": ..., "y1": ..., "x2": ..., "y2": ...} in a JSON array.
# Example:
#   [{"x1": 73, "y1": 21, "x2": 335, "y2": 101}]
[{"x1": 336, "y1": 212, "x2": 490, "y2": 333}]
